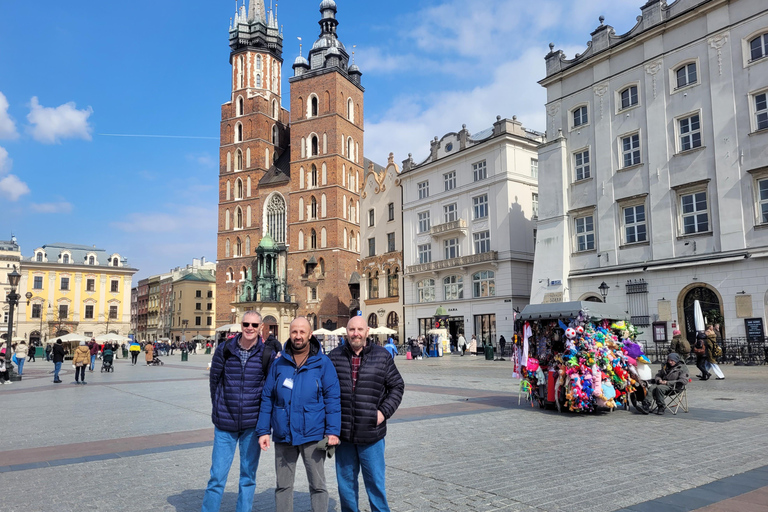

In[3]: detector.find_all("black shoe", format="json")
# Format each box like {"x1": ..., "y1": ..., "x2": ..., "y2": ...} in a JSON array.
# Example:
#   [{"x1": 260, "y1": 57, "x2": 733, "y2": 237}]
[
  {"x1": 715, "y1": 377, "x2": 725, "y2": 380},
  {"x1": 639, "y1": 402, "x2": 650, "y2": 415},
  {"x1": 656, "y1": 406, "x2": 666, "y2": 415},
  {"x1": 53, "y1": 380, "x2": 62, "y2": 383}
]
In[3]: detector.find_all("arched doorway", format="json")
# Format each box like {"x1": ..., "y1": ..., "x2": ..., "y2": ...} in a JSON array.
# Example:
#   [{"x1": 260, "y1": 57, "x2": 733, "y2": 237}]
[
  {"x1": 263, "y1": 315, "x2": 278, "y2": 337},
  {"x1": 680, "y1": 285, "x2": 722, "y2": 345},
  {"x1": 367, "y1": 313, "x2": 378, "y2": 328},
  {"x1": 578, "y1": 293, "x2": 604, "y2": 303},
  {"x1": 30, "y1": 330, "x2": 42, "y2": 344}
]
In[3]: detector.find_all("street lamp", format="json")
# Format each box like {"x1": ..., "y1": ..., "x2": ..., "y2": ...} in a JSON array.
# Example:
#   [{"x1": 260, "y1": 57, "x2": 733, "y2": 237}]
[
  {"x1": 4, "y1": 266, "x2": 21, "y2": 381},
  {"x1": 598, "y1": 281, "x2": 610, "y2": 302}
]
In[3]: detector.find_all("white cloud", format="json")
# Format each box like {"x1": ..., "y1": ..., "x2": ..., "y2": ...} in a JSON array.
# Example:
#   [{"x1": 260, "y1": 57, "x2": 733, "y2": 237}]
[
  {"x1": 30, "y1": 202, "x2": 73, "y2": 214},
  {"x1": 0, "y1": 174, "x2": 31, "y2": 201},
  {"x1": 186, "y1": 152, "x2": 217, "y2": 169},
  {"x1": 0, "y1": 146, "x2": 11, "y2": 174},
  {"x1": 27, "y1": 97, "x2": 93, "y2": 144},
  {"x1": 0, "y1": 92, "x2": 18, "y2": 139}
]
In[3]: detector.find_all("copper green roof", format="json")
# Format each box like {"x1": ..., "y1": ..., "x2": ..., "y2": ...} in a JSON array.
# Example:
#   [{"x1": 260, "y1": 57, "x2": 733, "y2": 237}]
[{"x1": 258, "y1": 232, "x2": 277, "y2": 250}]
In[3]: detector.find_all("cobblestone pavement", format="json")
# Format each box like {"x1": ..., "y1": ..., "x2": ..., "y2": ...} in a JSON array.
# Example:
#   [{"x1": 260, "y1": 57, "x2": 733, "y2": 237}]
[{"x1": 1, "y1": 354, "x2": 767, "y2": 511}]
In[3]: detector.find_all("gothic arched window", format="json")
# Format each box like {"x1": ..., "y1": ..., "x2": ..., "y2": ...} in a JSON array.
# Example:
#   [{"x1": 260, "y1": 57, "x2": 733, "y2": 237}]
[
  {"x1": 311, "y1": 96, "x2": 319, "y2": 117},
  {"x1": 310, "y1": 229, "x2": 317, "y2": 249},
  {"x1": 310, "y1": 196, "x2": 318, "y2": 219},
  {"x1": 265, "y1": 193, "x2": 286, "y2": 244}
]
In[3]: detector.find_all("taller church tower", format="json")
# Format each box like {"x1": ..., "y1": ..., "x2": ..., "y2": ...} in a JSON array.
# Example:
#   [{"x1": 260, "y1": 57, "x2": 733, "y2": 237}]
[
  {"x1": 287, "y1": 0, "x2": 364, "y2": 330},
  {"x1": 216, "y1": 1, "x2": 290, "y2": 328}
]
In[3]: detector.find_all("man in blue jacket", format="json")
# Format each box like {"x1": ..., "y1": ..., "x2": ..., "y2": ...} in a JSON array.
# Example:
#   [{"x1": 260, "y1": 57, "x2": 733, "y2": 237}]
[
  {"x1": 257, "y1": 317, "x2": 341, "y2": 512},
  {"x1": 202, "y1": 311, "x2": 273, "y2": 512}
]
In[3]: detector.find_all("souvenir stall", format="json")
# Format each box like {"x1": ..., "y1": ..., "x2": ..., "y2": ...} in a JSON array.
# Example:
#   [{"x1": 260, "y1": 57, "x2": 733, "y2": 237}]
[{"x1": 513, "y1": 302, "x2": 651, "y2": 413}]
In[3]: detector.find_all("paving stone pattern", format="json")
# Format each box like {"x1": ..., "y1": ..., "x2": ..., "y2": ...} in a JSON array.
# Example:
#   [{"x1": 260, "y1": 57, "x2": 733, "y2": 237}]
[{"x1": 1, "y1": 354, "x2": 767, "y2": 511}]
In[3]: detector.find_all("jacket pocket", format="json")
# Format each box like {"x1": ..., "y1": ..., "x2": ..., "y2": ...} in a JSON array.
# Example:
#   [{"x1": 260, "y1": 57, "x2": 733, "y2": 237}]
[
  {"x1": 272, "y1": 407, "x2": 290, "y2": 441},
  {"x1": 303, "y1": 403, "x2": 325, "y2": 437}
]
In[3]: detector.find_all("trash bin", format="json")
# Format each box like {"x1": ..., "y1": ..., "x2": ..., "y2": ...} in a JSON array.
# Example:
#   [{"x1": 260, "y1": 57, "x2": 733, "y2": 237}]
[
  {"x1": 181, "y1": 351, "x2": 188, "y2": 362},
  {"x1": 35, "y1": 346, "x2": 45, "y2": 359},
  {"x1": 205, "y1": 347, "x2": 211, "y2": 355},
  {"x1": 122, "y1": 348, "x2": 129, "y2": 359},
  {"x1": 484, "y1": 344, "x2": 494, "y2": 360}
]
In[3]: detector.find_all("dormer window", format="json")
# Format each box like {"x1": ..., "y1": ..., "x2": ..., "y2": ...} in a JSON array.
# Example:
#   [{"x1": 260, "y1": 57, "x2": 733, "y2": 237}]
[
  {"x1": 62, "y1": 254, "x2": 70, "y2": 264},
  {"x1": 36, "y1": 252, "x2": 43, "y2": 262},
  {"x1": 88, "y1": 256, "x2": 95, "y2": 265}
]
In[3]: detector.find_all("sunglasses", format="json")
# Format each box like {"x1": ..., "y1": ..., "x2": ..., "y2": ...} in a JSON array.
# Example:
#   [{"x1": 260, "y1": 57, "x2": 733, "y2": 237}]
[{"x1": 242, "y1": 322, "x2": 260, "y2": 328}]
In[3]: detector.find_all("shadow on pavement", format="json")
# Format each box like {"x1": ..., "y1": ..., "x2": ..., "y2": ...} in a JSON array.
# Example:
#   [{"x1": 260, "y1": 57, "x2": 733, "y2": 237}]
[{"x1": 167, "y1": 489, "x2": 338, "y2": 511}]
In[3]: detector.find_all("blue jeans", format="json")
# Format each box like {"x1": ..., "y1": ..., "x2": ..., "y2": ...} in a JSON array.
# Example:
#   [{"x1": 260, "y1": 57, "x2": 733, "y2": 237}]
[
  {"x1": 335, "y1": 439, "x2": 389, "y2": 512},
  {"x1": 201, "y1": 427, "x2": 261, "y2": 512},
  {"x1": 89, "y1": 355, "x2": 96, "y2": 371},
  {"x1": 54, "y1": 362, "x2": 62, "y2": 381},
  {"x1": 17, "y1": 357, "x2": 25, "y2": 376}
]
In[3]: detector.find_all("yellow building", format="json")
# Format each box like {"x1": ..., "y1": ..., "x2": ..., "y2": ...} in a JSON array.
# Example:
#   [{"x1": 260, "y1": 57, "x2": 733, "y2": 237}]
[{"x1": 17, "y1": 243, "x2": 137, "y2": 343}]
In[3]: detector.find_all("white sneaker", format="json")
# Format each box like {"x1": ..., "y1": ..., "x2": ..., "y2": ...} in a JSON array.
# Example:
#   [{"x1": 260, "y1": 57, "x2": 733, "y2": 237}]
[{"x1": 4, "y1": 381, "x2": 12, "y2": 384}]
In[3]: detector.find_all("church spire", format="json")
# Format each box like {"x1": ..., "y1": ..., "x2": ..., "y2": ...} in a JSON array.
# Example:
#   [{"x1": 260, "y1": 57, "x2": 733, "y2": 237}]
[{"x1": 248, "y1": 0, "x2": 265, "y2": 23}]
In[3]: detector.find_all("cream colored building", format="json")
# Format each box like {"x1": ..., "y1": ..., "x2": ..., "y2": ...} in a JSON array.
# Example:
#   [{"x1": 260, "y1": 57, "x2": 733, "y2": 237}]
[
  {"x1": 16, "y1": 243, "x2": 137, "y2": 342},
  {"x1": 1, "y1": 237, "x2": 23, "y2": 342},
  {"x1": 169, "y1": 269, "x2": 217, "y2": 342},
  {"x1": 359, "y1": 154, "x2": 404, "y2": 341}
]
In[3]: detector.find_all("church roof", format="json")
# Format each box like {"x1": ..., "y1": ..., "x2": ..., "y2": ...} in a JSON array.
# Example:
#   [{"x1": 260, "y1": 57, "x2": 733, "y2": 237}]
[
  {"x1": 258, "y1": 232, "x2": 277, "y2": 250},
  {"x1": 259, "y1": 149, "x2": 291, "y2": 186}
]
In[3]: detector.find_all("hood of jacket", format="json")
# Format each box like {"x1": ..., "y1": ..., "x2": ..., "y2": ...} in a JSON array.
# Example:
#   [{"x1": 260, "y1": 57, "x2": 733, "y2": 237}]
[{"x1": 283, "y1": 336, "x2": 321, "y2": 367}]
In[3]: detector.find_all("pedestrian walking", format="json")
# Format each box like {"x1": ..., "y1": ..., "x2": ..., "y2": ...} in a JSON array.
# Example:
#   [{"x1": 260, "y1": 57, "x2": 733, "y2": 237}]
[
  {"x1": 669, "y1": 330, "x2": 691, "y2": 361},
  {"x1": 202, "y1": 311, "x2": 274, "y2": 512},
  {"x1": 257, "y1": 317, "x2": 341, "y2": 512},
  {"x1": 384, "y1": 339, "x2": 398, "y2": 359},
  {"x1": 706, "y1": 324, "x2": 725, "y2": 380},
  {"x1": 693, "y1": 332, "x2": 710, "y2": 380},
  {"x1": 14, "y1": 341, "x2": 28, "y2": 376},
  {"x1": 88, "y1": 339, "x2": 98, "y2": 372},
  {"x1": 328, "y1": 316, "x2": 405, "y2": 512},
  {"x1": 469, "y1": 334, "x2": 478, "y2": 356},
  {"x1": 144, "y1": 341, "x2": 154, "y2": 366},
  {"x1": 498, "y1": 335, "x2": 507, "y2": 360},
  {"x1": 27, "y1": 342, "x2": 36, "y2": 362},
  {"x1": 129, "y1": 341, "x2": 141, "y2": 365},
  {"x1": 52, "y1": 339, "x2": 65, "y2": 383},
  {"x1": 457, "y1": 334, "x2": 467, "y2": 356},
  {"x1": 72, "y1": 341, "x2": 90, "y2": 385},
  {"x1": 45, "y1": 343, "x2": 52, "y2": 362}
]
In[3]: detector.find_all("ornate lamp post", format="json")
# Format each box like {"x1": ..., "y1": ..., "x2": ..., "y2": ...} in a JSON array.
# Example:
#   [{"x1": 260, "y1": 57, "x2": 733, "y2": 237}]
[
  {"x1": 4, "y1": 266, "x2": 21, "y2": 381},
  {"x1": 598, "y1": 281, "x2": 610, "y2": 302}
]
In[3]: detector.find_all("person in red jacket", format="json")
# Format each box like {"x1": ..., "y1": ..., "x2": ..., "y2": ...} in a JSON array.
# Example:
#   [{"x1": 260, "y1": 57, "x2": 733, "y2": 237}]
[{"x1": 88, "y1": 339, "x2": 99, "y2": 372}]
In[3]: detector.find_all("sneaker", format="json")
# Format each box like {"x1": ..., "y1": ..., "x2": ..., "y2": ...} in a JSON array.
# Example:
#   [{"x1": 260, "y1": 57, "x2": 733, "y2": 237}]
[
  {"x1": 656, "y1": 406, "x2": 666, "y2": 415},
  {"x1": 639, "y1": 402, "x2": 650, "y2": 415},
  {"x1": 3, "y1": 381, "x2": 11, "y2": 385},
  {"x1": 82, "y1": 382, "x2": 87, "y2": 385}
]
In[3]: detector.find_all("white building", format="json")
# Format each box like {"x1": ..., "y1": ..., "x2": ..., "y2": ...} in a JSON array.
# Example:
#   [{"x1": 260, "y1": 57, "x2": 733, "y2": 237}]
[
  {"x1": 401, "y1": 117, "x2": 542, "y2": 345},
  {"x1": 359, "y1": 155, "x2": 404, "y2": 341},
  {"x1": 531, "y1": 0, "x2": 768, "y2": 342}
]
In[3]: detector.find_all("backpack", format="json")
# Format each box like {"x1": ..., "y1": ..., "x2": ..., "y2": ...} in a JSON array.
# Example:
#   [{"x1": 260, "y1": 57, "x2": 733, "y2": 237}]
[
  {"x1": 713, "y1": 341, "x2": 723, "y2": 358},
  {"x1": 693, "y1": 339, "x2": 706, "y2": 355},
  {"x1": 221, "y1": 341, "x2": 274, "y2": 379}
]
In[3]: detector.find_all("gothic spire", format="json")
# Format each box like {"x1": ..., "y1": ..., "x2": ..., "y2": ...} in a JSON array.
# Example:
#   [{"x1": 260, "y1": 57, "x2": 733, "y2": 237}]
[{"x1": 248, "y1": 0, "x2": 265, "y2": 23}]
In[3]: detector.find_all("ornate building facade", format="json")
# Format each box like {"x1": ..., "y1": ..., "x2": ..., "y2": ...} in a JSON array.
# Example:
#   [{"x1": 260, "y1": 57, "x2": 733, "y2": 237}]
[{"x1": 217, "y1": 0, "x2": 364, "y2": 334}]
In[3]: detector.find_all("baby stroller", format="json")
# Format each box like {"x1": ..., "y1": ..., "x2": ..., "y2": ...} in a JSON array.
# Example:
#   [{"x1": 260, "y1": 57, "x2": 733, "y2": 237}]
[
  {"x1": 148, "y1": 354, "x2": 164, "y2": 366},
  {"x1": 101, "y1": 349, "x2": 114, "y2": 373}
]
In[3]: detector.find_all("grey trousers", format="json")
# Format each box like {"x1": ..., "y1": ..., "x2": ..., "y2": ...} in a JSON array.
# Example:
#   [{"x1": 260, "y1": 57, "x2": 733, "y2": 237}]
[{"x1": 275, "y1": 441, "x2": 328, "y2": 512}]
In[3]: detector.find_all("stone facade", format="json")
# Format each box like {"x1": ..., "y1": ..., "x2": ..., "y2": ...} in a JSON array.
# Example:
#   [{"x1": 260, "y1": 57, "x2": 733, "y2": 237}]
[
  {"x1": 531, "y1": 0, "x2": 768, "y2": 341},
  {"x1": 0, "y1": 238, "x2": 22, "y2": 341}
]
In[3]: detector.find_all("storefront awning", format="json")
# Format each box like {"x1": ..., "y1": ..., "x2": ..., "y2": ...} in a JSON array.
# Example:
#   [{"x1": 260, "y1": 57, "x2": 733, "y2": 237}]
[{"x1": 519, "y1": 301, "x2": 628, "y2": 322}]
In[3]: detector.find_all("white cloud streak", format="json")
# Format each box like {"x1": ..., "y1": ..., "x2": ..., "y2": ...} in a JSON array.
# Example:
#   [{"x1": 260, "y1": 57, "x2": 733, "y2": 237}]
[
  {"x1": 0, "y1": 92, "x2": 18, "y2": 139},
  {"x1": 30, "y1": 202, "x2": 73, "y2": 214},
  {"x1": 27, "y1": 97, "x2": 93, "y2": 144}
]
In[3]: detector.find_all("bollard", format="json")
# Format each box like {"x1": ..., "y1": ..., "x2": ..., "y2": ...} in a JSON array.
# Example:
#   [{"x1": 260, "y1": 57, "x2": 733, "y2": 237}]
[{"x1": 181, "y1": 351, "x2": 188, "y2": 362}]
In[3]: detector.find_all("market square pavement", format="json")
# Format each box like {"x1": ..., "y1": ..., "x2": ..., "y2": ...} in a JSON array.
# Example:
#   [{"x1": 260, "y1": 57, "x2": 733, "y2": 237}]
[{"x1": 1, "y1": 351, "x2": 767, "y2": 512}]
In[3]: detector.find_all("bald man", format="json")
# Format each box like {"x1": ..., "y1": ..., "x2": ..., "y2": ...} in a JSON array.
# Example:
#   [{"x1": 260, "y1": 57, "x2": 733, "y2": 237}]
[
  {"x1": 257, "y1": 317, "x2": 341, "y2": 512},
  {"x1": 329, "y1": 316, "x2": 405, "y2": 512}
]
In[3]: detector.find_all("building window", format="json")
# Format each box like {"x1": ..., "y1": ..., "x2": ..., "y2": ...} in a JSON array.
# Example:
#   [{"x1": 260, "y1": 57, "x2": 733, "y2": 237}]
[
  {"x1": 387, "y1": 232, "x2": 396, "y2": 253},
  {"x1": 443, "y1": 276, "x2": 463, "y2": 301},
  {"x1": 62, "y1": 254, "x2": 70, "y2": 264},
  {"x1": 86, "y1": 278, "x2": 95, "y2": 292},
  {"x1": 207, "y1": 317, "x2": 213, "y2": 326},
  {"x1": 750, "y1": 33, "x2": 768, "y2": 62},
  {"x1": 574, "y1": 149, "x2": 591, "y2": 181},
  {"x1": 33, "y1": 276, "x2": 43, "y2": 289},
  {"x1": 366, "y1": 313, "x2": 378, "y2": 328},
  {"x1": 417, "y1": 279, "x2": 435, "y2": 303},
  {"x1": 208, "y1": 290, "x2": 213, "y2": 298},
  {"x1": 417, "y1": 181, "x2": 429, "y2": 199},
  {"x1": 84, "y1": 305, "x2": 94, "y2": 319},
  {"x1": 679, "y1": 114, "x2": 702, "y2": 152},
  {"x1": 60, "y1": 277, "x2": 70, "y2": 291},
  {"x1": 444, "y1": 238, "x2": 460, "y2": 259},
  {"x1": 368, "y1": 209, "x2": 375, "y2": 227},
  {"x1": 418, "y1": 211, "x2": 430, "y2": 233},
  {"x1": 681, "y1": 191, "x2": 709, "y2": 234},
  {"x1": 111, "y1": 280, "x2": 119, "y2": 293},
  {"x1": 387, "y1": 311, "x2": 399, "y2": 329},
  {"x1": 207, "y1": 303, "x2": 213, "y2": 311},
  {"x1": 311, "y1": 136, "x2": 318, "y2": 156},
  {"x1": 311, "y1": 96, "x2": 318, "y2": 117},
  {"x1": 310, "y1": 196, "x2": 318, "y2": 219},
  {"x1": 195, "y1": 316, "x2": 202, "y2": 326},
  {"x1": 368, "y1": 237, "x2": 376, "y2": 257},
  {"x1": 531, "y1": 194, "x2": 539, "y2": 219},
  {"x1": 444, "y1": 203, "x2": 458, "y2": 223},
  {"x1": 575, "y1": 215, "x2": 595, "y2": 252},
  {"x1": 572, "y1": 105, "x2": 588, "y2": 127},
  {"x1": 310, "y1": 165, "x2": 318, "y2": 187},
  {"x1": 619, "y1": 85, "x2": 639, "y2": 110},
  {"x1": 88, "y1": 256, "x2": 95, "y2": 265},
  {"x1": 195, "y1": 302, "x2": 202, "y2": 311},
  {"x1": 675, "y1": 62, "x2": 697, "y2": 89},
  {"x1": 196, "y1": 290, "x2": 202, "y2": 298},
  {"x1": 388, "y1": 203, "x2": 395, "y2": 221},
  {"x1": 472, "y1": 271, "x2": 495, "y2": 298},
  {"x1": 530, "y1": 158, "x2": 538, "y2": 179},
  {"x1": 59, "y1": 305, "x2": 68, "y2": 320},
  {"x1": 266, "y1": 193, "x2": 286, "y2": 244},
  {"x1": 418, "y1": 244, "x2": 432, "y2": 264},
  {"x1": 368, "y1": 272, "x2": 379, "y2": 299},
  {"x1": 387, "y1": 268, "x2": 399, "y2": 297},
  {"x1": 758, "y1": 178, "x2": 768, "y2": 224},
  {"x1": 444, "y1": 171, "x2": 456, "y2": 191},
  {"x1": 623, "y1": 204, "x2": 647, "y2": 244},
  {"x1": 473, "y1": 160, "x2": 487, "y2": 181},
  {"x1": 310, "y1": 229, "x2": 317, "y2": 249},
  {"x1": 36, "y1": 252, "x2": 43, "y2": 262},
  {"x1": 754, "y1": 92, "x2": 768, "y2": 131},
  {"x1": 621, "y1": 133, "x2": 641, "y2": 168},
  {"x1": 473, "y1": 194, "x2": 488, "y2": 219},
  {"x1": 238, "y1": 97, "x2": 244, "y2": 116},
  {"x1": 31, "y1": 304, "x2": 42, "y2": 319},
  {"x1": 109, "y1": 306, "x2": 118, "y2": 320}
]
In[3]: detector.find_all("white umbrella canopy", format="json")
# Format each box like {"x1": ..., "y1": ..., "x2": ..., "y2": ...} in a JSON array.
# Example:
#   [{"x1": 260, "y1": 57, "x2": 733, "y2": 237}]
[
  {"x1": 694, "y1": 300, "x2": 706, "y2": 332},
  {"x1": 215, "y1": 323, "x2": 242, "y2": 333},
  {"x1": 51, "y1": 333, "x2": 88, "y2": 343},
  {"x1": 191, "y1": 335, "x2": 207, "y2": 341},
  {"x1": 312, "y1": 328, "x2": 333, "y2": 336},
  {"x1": 377, "y1": 327, "x2": 397, "y2": 335},
  {"x1": 330, "y1": 327, "x2": 347, "y2": 336}
]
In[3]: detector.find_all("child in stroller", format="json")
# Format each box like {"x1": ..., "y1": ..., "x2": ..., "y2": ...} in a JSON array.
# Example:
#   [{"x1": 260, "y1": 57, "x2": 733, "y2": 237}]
[
  {"x1": 148, "y1": 354, "x2": 164, "y2": 366},
  {"x1": 101, "y1": 347, "x2": 115, "y2": 373}
]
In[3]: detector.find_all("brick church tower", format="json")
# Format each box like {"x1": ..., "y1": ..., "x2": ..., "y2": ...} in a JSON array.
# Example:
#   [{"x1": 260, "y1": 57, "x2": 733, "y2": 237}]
[
  {"x1": 216, "y1": 1, "x2": 290, "y2": 328},
  {"x1": 287, "y1": 0, "x2": 364, "y2": 330}
]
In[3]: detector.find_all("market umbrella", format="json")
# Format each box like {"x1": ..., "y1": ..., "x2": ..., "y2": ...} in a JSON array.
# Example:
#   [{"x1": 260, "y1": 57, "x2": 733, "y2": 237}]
[
  {"x1": 312, "y1": 328, "x2": 333, "y2": 336},
  {"x1": 57, "y1": 333, "x2": 89, "y2": 343},
  {"x1": 693, "y1": 300, "x2": 706, "y2": 332},
  {"x1": 94, "y1": 334, "x2": 119, "y2": 342},
  {"x1": 215, "y1": 323, "x2": 242, "y2": 333},
  {"x1": 12, "y1": 337, "x2": 26, "y2": 343},
  {"x1": 191, "y1": 335, "x2": 207, "y2": 341},
  {"x1": 330, "y1": 327, "x2": 347, "y2": 336},
  {"x1": 377, "y1": 326, "x2": 397, "y2": 335},
  {"x1": 368, "y1": 326, "x2": 383, "y2": 335}
]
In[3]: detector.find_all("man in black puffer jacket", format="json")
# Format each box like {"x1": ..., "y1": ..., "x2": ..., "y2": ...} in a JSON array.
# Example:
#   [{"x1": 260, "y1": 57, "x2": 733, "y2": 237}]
[{"x1": 329, "y1": 316, "x2": 404, "y2": 512}]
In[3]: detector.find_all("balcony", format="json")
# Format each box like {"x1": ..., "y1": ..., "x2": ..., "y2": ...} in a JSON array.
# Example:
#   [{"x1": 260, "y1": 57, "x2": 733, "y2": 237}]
[
  {"x1": 406, "y1": 251, "x2": 498, "y2": 274},
  {"x1": 429, "y1": 219, "x2": 468, "y2": 237}
]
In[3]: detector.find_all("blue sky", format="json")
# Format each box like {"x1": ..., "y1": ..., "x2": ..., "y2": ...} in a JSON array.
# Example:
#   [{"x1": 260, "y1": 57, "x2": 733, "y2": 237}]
[{"x1": 0, "y1": 0, "x2": 642, "y2": 279}]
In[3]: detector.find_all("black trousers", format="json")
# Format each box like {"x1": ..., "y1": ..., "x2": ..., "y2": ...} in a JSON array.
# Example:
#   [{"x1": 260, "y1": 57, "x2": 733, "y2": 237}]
[
  {"x1": 131, "y1": 352, "x2": 139, "y2": 364},
  {"x1": 75, "y1": 366, "x2": 86, "y2": 382},
  {"x1": 696, "y1": 355, "x2": 709, "y2": 378}
]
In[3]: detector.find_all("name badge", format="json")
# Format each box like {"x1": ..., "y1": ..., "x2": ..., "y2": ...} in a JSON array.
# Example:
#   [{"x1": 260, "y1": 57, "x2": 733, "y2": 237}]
[{"x1": 283, "y1": 378, "x2": 294, "y2": 390}]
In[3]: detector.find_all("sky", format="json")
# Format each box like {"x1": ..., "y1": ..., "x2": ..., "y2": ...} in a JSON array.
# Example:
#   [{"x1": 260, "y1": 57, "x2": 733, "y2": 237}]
[{"x1": 0, "y1": 0, "x2": 644, "y2": 280}]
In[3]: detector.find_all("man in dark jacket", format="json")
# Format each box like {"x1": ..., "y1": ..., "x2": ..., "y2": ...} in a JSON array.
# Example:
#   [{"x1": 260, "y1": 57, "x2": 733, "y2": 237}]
[
  {"x1": 202, "y1": 311, "x2": 273, "y2": 512},
  {"x1": 640, "y1": 352, "x2": 689, "y2": 415},
  {"x1": 329, "y1": 316, "x2": 405, "y2": 512},
  {"x1": 52, "y1": 339, "x2": 65, "y2": 383},
  {"x1": 257, "y1": 317, "x2": 341, "y2": 512}
]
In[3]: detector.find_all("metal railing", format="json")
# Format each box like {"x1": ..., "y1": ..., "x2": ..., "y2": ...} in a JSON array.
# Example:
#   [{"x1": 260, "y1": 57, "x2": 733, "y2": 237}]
[{"x1": 646, "y1": 337, "x2": 768, "y2": 366}]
